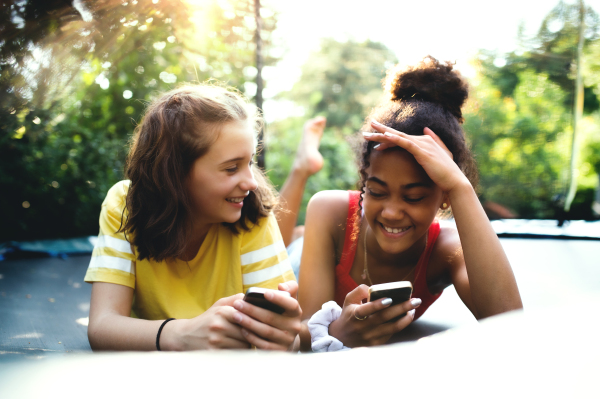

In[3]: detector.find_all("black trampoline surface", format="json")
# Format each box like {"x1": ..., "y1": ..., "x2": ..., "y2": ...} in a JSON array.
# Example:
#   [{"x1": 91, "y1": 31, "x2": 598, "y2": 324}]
[
  {"x1": 0, "y1": 255, "x2": 92, "y2": 360},
  {"x1": 0, "y1": 237, "x2": 599, "y2": 364}
]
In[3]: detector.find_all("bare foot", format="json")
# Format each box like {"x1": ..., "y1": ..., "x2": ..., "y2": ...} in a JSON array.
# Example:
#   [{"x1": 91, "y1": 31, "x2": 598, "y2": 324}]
[{"x1": 293, "y1": 116, "x2": 326, "y2": 177}]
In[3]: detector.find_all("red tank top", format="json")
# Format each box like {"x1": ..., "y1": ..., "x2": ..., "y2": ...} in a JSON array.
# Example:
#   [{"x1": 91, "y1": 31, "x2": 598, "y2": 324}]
[{"x1": 334, "y1": 191, "x2": 442, "y2": 320}]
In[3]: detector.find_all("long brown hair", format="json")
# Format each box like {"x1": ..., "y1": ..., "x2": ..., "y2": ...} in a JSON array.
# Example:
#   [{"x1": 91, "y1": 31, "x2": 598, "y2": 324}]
[{"x1": 121, "y1": 84, "x2": 278, "y2": 261}]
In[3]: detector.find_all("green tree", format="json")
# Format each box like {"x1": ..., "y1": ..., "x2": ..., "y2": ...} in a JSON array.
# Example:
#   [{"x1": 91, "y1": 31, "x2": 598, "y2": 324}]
[
  {"x1": 479, "y1": 0, "x2": 600, "y2": 113},
  {"x1": 465, "y1": 69, "x2": 572, "y2": 218},
  {"x1": 266, "y1": 38, "x2": 398, "y2": 224},
  {"x1": 0, "y1": 0, "x2": 279, "y2": 241}
]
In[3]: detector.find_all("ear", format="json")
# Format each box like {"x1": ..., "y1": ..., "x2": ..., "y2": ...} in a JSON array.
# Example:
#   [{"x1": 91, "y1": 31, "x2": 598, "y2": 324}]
[{"x1": 440, "y1": 195, "x2": 451, "y2": 210}]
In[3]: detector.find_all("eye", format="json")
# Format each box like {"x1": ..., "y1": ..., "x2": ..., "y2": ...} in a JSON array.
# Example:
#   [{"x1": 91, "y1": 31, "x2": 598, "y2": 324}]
[
  {"x1": 404, "y1": 196, "x2": 425, "y2": 203},
  {"x1": 225, "y1": 166, "x2": 238, "y2": 173},
  {"x1": 367, "y1": 188, "x2": 384, "y2": 198}
]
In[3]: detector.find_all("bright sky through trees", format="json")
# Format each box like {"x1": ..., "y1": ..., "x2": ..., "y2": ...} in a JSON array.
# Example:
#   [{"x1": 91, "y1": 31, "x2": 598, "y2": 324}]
[{"x1": 260, "y1": 0, "x2": 600, "y2": 121}]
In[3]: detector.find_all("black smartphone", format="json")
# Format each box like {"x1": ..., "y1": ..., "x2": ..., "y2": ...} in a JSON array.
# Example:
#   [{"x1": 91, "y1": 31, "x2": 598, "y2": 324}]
[
  {"x1": 368, "y1": 281, "x2": 413, "y2": 321},
  {"x1": 243, "y1": 287, "x2": 290, "y2": 314}
]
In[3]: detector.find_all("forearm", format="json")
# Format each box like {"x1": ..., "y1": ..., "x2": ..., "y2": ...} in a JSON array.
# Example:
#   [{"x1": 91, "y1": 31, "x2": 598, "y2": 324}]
[
  {"x1": 275, "y1": 167, "x2": 310, "y2": 247},
  {"x1": 449, "y1": 181, "x2": 523, "y2": 318},
  {"x1": 88, "y1": 312, "x2": 184, "y2": 351}
]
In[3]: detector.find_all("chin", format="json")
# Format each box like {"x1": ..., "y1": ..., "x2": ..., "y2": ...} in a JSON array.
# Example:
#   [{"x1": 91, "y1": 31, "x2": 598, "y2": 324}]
[
  {"x1": 223, "y1": 211, "x2": 243, "y2": 224},
  {"x1": 375, "y1": 235, "x2": 410, "y2": 255}
]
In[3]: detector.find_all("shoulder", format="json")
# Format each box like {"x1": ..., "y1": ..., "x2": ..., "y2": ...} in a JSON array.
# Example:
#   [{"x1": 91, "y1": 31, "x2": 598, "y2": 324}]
[
  {"x1": 307, "y1": 190, "x2": 351, "y2": 220},
  {"x1": 240, "y1": 212, "x2": 283, "y2": 248},
  {"x1": 102, "y1": 180, "x2": 130, "y2": 211},
  {"x1": 431, "y1": 224, "x2": 463, "y2": 271},
  {"x1": 306, "y1": 190, "x2": 356, "y2": 246}
]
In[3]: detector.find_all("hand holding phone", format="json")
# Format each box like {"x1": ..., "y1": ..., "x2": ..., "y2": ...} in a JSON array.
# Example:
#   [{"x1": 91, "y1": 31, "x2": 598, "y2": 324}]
[
  {"x1": 368, "y1": 281, "x2": 413, "y2": 321},
  {"x1": 328, "y1": 283, "x2": 417, "y2": 348},
  {"x1": 234, "y1": 284, "x2": 302, "y2": 351},
  {"x1": 243, "y1": 287, "x2": 291, "y2": 314}
]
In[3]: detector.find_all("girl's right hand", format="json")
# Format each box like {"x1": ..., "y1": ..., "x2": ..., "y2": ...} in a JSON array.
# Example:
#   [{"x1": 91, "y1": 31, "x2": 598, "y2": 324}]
[
  {"x1": 328, "y1": 285, "x2": 421, "y2": 348},
  {"x1": 167, "y1": 293, "x2": 251, "y2": 350}
]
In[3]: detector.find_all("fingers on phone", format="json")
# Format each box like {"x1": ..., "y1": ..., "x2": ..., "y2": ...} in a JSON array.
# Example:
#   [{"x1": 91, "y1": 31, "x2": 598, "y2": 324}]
[
  {"x1": 344, "y1": 284, "x2": 369, "y2": 307},
  {"x1": 377, "y1": 298, "x2": 420, "y2": 323},
  {"x1": 233, "y1": 309, "x2": 298, "y2": 349},
  {"x1": 214, "y1": 293, "x2": 245, "y2": 307},
  {"x1": 233, "y1": 299, "x2": 300, "y2": 336},
  {"x1": 264, "y1": 290, "x2": 301, "y2": 317},
  {"x1": 207, "y1": 309, "x2": 250, "y2": 347},
  {"x1": 355, "y1": 297, "x2": 393, "y2": 319}
]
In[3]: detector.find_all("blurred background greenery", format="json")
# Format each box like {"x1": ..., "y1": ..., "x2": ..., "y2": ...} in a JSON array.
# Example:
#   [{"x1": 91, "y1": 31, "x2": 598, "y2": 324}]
[{"x1": 1, "y1": 0, "x2": 599, "y2": 241}]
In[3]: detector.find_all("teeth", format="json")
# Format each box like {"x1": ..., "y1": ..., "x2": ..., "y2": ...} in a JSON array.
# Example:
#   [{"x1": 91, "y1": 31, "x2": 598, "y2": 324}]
[
  {"x1": 383, "y1": 225, "x2": 409, "y2": 234},
  {"x1": 226, "y1": 197, "x2": 244, "y2": 203}
]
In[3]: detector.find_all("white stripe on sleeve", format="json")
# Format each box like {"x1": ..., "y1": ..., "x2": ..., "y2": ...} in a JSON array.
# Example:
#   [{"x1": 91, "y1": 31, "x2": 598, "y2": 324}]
[
  {"x1": 88, "y1": 255, "x2": 134, "y2": 274},
  {"x1": 96, "y1": 235, "x2": 133, "y2": 254},
  {"x1": 240, "y1": 240, "x2": 286, "y2": 266},
  {"x1": 242, "y1": 259, "x2": 292, "y2": 285}
]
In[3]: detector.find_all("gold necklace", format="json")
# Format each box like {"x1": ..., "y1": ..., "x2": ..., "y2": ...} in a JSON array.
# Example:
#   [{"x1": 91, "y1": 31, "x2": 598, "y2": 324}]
[{"x1": 361, "y1": 221, "x2": 427, "y2": 286}]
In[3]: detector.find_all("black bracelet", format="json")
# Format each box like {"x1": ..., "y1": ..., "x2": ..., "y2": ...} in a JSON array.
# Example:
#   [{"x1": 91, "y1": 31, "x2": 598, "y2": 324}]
[{"x1": 156, "y1": 318, "x2": 176, "y2": 351}]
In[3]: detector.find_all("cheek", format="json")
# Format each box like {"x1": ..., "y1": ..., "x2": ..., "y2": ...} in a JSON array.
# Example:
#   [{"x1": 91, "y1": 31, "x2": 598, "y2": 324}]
[{"x1": 362, "y1": 199, "x2": 378, "y2": 221}]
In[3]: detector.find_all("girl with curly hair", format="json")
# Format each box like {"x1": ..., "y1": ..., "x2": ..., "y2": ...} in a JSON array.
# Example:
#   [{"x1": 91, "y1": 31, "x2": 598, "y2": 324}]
[
  {"x1": 85, "y1": 85, "x2": 307, "y2": 351},
  {"x1": 298, "y1": 57, "x2": 523, "y2": 351}
]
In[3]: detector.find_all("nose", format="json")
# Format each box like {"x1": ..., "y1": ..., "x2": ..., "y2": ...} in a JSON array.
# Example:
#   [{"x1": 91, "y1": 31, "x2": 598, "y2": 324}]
[
  {"x1": 240, "y1": 164, "x2": 258, "y2": 192},
  {"x1": 380, "y1": 199, "x2": 405, "y2": 220}
]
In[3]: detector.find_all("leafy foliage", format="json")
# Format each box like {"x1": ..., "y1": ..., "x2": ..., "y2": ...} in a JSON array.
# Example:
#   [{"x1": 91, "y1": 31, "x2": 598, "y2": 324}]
[
  {"x1": 0, "y1": 0, "x2": 279, "y2": 241},
  {"x1": 265, "y1": 39, "x2": 398, "y2": 224},
  {"x1": 467, "y1": 0, "x2": 600, "y2": 219},
  {"x1": 480, "y1": 1, "x2": 600, "y2": 112},
  {"x1": 465, "y1": 70, "x2": 572, "y2": 218}
]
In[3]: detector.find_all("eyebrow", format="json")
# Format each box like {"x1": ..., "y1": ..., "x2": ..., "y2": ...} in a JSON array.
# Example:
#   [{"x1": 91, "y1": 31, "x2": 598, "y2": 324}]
[
  {"x1": 366, "y1": 176, "x2": 433, "y2": 189},
  {"x1": 219, "y1": 154, "x2": 255, "y2": 165}
]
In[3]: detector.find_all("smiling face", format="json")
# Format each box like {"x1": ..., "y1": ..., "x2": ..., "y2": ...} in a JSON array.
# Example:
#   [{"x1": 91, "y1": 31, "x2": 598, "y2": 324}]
[
  {"x1": 364, "y1": 148, "x2": 446, "y2": 255},
  {"x1": 186, "y1": 120, "x2": 258, "y2": 227}
]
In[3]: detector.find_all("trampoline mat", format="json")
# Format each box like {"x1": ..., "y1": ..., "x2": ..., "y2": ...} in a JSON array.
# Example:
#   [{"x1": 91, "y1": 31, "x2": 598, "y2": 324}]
[
  {"x1": 0, "y1": 255, "x2": 92, "y2": 358},
  {"x1": 0, "y1": 254, "x2": 463, "y2": 360}
]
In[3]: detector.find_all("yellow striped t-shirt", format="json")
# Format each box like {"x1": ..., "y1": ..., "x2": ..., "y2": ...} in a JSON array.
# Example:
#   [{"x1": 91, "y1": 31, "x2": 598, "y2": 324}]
[{"x1": 84, "y1": 180, "x2": 295, "y2": 320}]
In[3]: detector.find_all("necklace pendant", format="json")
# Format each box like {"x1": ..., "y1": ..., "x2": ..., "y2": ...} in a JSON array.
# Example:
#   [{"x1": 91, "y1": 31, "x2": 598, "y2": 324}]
[{"x1": 361, "y1": 272, "x2": 367, "y2": 280}]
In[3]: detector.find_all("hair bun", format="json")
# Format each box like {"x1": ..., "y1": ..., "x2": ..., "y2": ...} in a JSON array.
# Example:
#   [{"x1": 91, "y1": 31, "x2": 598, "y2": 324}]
[{"x1": 385, "y1": 56, "x2": 469, "y2": 123}]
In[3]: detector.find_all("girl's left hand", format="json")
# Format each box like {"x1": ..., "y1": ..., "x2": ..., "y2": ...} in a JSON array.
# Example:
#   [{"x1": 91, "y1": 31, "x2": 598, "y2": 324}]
[
  {"x1": 232, "y1": 281, "x2": 302, "y2": 351},
  {"x1": 363, "y1": 121, "x2": 469, "y2": 193}
]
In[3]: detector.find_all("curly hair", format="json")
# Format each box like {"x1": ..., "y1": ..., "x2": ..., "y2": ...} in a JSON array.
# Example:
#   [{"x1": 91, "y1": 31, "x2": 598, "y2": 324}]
[
  {"x1": 356, "y1": 56, "x2": 478, "y2": 222},
  {"x1": 121, "y1": 84, "x2": 278, "y2": 262}
]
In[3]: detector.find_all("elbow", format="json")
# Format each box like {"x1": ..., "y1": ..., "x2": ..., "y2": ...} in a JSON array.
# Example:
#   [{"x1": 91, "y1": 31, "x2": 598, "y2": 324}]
[
  {"x1": 476, "y1": 297, "x2": 524, "y2": 320},
  {"x1": 87, "y1": 315, "x2": 106, "y2": 351}
]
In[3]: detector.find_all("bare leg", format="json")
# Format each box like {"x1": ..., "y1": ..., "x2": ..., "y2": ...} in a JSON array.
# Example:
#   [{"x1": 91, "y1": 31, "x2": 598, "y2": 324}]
[{"x1": 276, "y1": 117, "x2": 326, "y2": 246}]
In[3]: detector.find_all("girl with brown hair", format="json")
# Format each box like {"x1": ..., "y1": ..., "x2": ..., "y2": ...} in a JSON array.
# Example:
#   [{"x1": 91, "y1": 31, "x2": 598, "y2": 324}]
[
  {"x1": 298, "y1": 57, "x2": 523, "y2": 351},
  {"x1": 85, "y1": 85, "x2": 315, "y2": 351}
]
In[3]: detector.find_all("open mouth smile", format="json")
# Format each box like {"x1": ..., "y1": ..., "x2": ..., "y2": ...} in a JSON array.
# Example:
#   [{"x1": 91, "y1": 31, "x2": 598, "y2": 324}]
[
  {"x1": 226, "y1": 197, "x2": 245, "y2": 203},
  {"x1": 379, "y1": 222, "x2": 412, "y2": 236}
]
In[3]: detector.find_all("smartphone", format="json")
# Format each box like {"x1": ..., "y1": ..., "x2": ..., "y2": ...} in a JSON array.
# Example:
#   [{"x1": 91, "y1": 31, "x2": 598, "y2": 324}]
[
  {"x1": 368, "y1": 281, "x2": 413, "y2": 321},
  {"x1": 243, "y1": 287, "x2": 290, "y2": 314}
]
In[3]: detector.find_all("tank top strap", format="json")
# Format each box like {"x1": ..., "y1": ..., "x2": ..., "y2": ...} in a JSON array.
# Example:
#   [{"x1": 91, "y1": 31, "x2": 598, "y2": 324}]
[
  {"x1": 413, "y1": 220, "x2": 441, "y2": 293},
  {"x1": 338, "y1": 191, "x2": 361, "y2": 273}
]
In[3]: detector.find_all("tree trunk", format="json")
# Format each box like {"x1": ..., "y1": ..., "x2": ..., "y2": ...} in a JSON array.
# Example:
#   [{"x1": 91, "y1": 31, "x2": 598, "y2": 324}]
[
  {"x1": 564, "y1": 0, "x2": 586, "y2": 213},
  {"x1": 254, "y1": 0, "x2": 265, "y2": 169}
]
